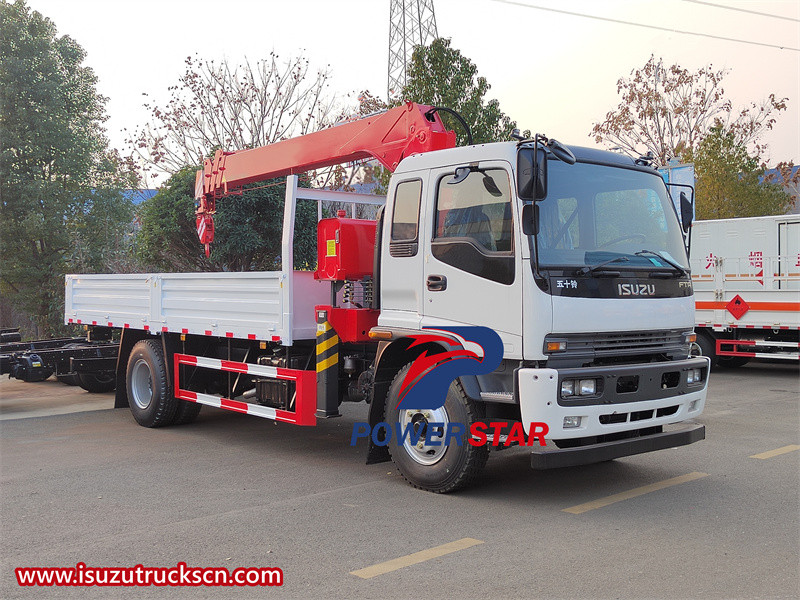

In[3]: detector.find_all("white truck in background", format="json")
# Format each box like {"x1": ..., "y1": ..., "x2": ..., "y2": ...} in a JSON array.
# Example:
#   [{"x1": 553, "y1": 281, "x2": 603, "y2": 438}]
[{"x1": 690, "y1": 214, "x2": 800, "y2": 366}]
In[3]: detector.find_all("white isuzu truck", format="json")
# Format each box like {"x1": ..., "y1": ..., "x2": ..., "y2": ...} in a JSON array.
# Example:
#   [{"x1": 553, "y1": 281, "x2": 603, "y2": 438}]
[{"x1": 65, "y1": 103, "x2": 708, "y2": 492}]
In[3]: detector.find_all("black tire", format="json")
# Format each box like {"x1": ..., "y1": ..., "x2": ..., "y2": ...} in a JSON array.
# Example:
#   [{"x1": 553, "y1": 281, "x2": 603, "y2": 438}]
[
  {"x1": 695, "y1": 331, "x2": 718, "y2": 368},
  {"x1": 126, "y1": 339, "x2": 177, "y2": 427},
  {"x1": 57, "y1": 374, "x2": 81, "y2": 386},
  {"x1": 77, "y1": 372, "x2": 116, "y2": 393},
  {"x1": 172, "y1": 399, "x2": 202, "y2": 425},
  {"x1": 384, "y1": 364, "x2": 489, "y2": 493}
]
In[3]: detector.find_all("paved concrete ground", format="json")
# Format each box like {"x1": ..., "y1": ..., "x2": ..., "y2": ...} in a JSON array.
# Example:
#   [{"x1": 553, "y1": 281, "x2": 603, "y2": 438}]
[{"x1": 1, "y1": 364, "x2": 798, "y2": 599}]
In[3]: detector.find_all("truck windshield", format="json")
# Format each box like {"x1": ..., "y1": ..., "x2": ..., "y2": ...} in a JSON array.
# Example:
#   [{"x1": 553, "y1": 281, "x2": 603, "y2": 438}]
[{"x1": 534, "y1": 161, "x2": 689, "y2": 271}]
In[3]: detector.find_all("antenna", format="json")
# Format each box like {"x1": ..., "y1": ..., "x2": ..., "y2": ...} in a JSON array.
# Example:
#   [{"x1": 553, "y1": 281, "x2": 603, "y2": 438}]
[{"x1": 387, "y1": 0, "x2": 438, "y2": 101}]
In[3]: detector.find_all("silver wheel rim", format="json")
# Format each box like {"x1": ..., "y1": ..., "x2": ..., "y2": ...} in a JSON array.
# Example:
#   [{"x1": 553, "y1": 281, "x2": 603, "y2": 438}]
[
  {"x1": 399, "y1": 407, "x2": 449, "y2": 465},
  {"x1": 130, "y1": 359, "x2": 153, "y2": 410}
]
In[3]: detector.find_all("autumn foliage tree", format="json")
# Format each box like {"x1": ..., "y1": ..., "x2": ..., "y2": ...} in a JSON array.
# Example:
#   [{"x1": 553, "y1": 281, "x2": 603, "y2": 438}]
[
  {"x1": 129, "y1": 54, "x2": 337, "y2": 270},
  {"x1": 592, "y1": 56, "x2": 787, "y2": 164}
]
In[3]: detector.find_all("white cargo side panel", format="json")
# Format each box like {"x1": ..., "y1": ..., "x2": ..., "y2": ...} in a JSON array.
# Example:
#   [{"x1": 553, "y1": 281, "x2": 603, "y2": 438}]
[{"x1": 66, "y1": 271, "x2": 328, "y2": 342}]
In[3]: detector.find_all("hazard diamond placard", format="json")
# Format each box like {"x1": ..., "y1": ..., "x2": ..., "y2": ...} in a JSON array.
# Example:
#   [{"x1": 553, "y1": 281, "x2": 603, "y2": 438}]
[{"x1": 726, "y1": 294, "x2": 750, "y2": 320}]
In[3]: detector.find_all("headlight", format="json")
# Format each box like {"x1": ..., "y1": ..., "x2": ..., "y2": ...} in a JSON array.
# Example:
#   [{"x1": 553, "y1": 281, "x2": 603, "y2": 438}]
[
  {"x1": 579, "y1": 379, "x2": 596, "y2": 395},
  {"x1": 560, "y1": 378, "x2": 600, "y2": 397}
]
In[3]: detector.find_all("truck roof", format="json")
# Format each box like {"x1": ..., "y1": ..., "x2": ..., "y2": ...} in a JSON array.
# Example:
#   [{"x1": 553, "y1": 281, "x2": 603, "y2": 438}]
[{"x1": 395, "y1": 140, "x2": 646, "y2": 174}]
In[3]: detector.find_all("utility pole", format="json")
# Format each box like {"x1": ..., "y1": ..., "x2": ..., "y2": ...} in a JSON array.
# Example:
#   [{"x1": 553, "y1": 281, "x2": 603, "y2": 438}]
[{"x1": 387, "y1": 0, "x2": 438, "y2": 101}]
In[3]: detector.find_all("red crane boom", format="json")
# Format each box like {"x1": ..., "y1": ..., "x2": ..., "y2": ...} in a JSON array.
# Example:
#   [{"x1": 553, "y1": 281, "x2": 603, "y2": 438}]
[{"x1": 194, "y1": 102, "x2": 456, "y2": 256}]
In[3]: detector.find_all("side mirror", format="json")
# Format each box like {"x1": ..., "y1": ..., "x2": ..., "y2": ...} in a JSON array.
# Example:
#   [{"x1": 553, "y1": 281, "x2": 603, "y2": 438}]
[
  {"x1": 679, "y1": 191, "x2": 693, "y2": 233},
  {"x1": 521, "y1": 203, "x2": 539, "y2": 236},
  {"x1": 517, "y1": 148, "x2": 547, "y2": 200}
]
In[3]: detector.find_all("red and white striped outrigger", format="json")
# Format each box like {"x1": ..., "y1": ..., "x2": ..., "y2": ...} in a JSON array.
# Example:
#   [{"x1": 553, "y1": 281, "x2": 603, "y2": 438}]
[{"x1": 173, "y1": 354, "x2": 316, "y2": 425}]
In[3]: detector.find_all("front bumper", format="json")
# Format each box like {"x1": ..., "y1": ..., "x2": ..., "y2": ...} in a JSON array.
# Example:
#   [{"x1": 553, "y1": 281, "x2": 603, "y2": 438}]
[
  {"x1": 530, "y1": 422, "x2": 705, "y2": 469},
  {"x1": 517, "y1": 356, "x2": 710, "y2": 439}
]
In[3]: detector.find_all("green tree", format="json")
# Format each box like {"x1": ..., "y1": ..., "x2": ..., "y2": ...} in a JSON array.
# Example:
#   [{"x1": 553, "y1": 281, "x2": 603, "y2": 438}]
[
  {"x1": 0, "y1": 1, "x2": 137, "y2": 336},
  {"x1": 592, "y1": 56, "x2": 787, "y2": 165},
  {"x1": 402, "y1": 38, "x2": 520, "y2": 146},
  {"x1": 686, "y1": 125, "x2": 789, "y2": 220},
  {"x1": 136, "y1": 168, "x2": 317, "y2": 272}
]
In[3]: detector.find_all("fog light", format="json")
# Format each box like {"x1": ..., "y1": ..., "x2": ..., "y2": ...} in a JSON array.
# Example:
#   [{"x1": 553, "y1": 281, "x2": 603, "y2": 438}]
[
  {"x1": 561, "y1": 380, "x2": 575, "y2": 397},
  {"x1": 563, "y1": 416, "x2": 581, "y2": 429},
  {"x1": 579, "y1": 379, "x2": 596, "y2": 395},
  {"x1": 687, "y1": 368, "x2": 701, "y2": 384}
]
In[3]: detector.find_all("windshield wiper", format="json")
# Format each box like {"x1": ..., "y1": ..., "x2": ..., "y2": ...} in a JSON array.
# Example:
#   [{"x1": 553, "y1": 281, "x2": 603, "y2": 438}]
[
  {"x1": 635, "y1": 249, "x2": 688, "y2": 277},
  {"x1": 579, "y1": 256, "x2": 629, "y2": 275}
]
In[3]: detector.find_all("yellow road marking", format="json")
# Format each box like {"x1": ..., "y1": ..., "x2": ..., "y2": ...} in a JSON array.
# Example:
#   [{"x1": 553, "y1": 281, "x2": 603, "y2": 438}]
[
  {"x1": 316, "y1": 334, "x2": 339, "y2": 354},
  {"x1": 563, "y1": 472, "x2": 709, "y2": 515},
  {"x1": 750, "y1": 444, "x2": 800, "y2": 460},
  {"x1": 350, "y1": 538, "x2": 484, "y2": 579}
]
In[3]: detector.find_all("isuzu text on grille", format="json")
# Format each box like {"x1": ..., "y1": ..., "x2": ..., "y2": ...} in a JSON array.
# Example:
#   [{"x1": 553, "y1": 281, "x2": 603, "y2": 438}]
[{"x1": 618, "y1": 283, "x2": 656, "y2": 296}]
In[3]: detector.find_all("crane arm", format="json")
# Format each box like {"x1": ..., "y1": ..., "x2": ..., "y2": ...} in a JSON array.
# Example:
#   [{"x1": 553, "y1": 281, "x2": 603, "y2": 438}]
[{"x1": 194, "y1": 102, "x2": 455, "y2": 255}]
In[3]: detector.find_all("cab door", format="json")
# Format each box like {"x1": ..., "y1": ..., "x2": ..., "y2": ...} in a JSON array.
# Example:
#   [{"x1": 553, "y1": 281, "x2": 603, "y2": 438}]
[{"x1": 420, "y1": 163, "x2": 523, "y2": 358}]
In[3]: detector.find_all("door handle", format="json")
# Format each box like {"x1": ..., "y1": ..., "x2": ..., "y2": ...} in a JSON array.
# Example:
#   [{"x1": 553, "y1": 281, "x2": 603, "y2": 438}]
[{"x1": 427, "y1": 274, "x2": 447, "y2": 291}]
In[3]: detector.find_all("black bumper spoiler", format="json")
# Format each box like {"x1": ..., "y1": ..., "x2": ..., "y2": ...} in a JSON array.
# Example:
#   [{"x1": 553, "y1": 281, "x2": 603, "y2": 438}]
[{"x1": 530, "y1": 423, "x2": 705, "y2": 470}]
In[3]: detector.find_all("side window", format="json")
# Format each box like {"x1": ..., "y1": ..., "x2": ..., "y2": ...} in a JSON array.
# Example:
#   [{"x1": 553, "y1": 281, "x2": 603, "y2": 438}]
[
  {"x1": 431, "y1": 168, "x2": 515, "y2": 285},
  {"x1": 434, "y1": 169, "x2": 513, "y2": 252},
  {"x1": 390, "y1": 179, "x2": 422, "y2": 257}
]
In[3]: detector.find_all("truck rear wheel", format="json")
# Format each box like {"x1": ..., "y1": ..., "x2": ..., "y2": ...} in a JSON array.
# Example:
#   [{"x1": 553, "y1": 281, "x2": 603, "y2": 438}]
[
  {"x1": 126, "y1": 339, "x2": 177, "y2": 427},
  {"x1": 172, "y1": 399, "x2": 202, "y2": 425},
  {"x1": 384, "y1": 364, "x2": 488, "y2": 493}
]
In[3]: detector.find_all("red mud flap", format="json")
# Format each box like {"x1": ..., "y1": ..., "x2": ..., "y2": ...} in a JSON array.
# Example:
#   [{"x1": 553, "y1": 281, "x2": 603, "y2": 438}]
[{"x1": 530, "y1": 423, "x2": 705, "y2": 470}]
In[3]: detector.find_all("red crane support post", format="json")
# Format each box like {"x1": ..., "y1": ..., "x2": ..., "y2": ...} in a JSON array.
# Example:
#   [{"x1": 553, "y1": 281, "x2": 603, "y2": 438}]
[{"x1": 194, "y1": 102, "x2": 456, "y2": 256}]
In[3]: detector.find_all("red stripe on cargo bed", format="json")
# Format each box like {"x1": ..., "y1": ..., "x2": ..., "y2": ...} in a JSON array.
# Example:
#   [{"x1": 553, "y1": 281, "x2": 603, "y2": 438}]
[
  {"x1": 205, "y1": 330, "x2": 213, "y2": 336},
  {"x1": 181, "y1": 391, "x2": 198, "y2": 401},
  {"x1": 248, "y1": 334, "x2": 257, "y2": 340},
  {"x1": 143, "y1": 325, "x2": 150, "y2": 331},
  {"x1": 272, "y1": 336, "x2": 281, "y2": 342},
  {"x1": 124, "y1": 323, "x2": 129, "y2": 328},
  {"x1": 182, "y1": 328, "x2": 189, "y2": 334},
  {"x1": 162, "y1": 327, "x2": 169, "y2": 332},
  {"x1": 220, "y1": 398, "x2": 249, "y2": 413},
  {"x1": 225, "y1": 332, "x2": 234, "y2": 338}
]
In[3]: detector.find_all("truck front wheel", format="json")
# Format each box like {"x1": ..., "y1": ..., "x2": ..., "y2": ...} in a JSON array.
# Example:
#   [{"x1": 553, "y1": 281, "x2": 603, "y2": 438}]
[
  {"x1": 384, "y1": 364, "x2": 489, "y2": 493},
  {"x1": 126, "y1": 339, "x2": 177, "y2": 427}
]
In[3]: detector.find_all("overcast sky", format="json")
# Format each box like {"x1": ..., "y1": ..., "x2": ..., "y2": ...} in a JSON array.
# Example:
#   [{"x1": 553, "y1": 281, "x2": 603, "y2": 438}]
[{"x1": 23, "y1": 0, "x2": 800, "y2": 179}]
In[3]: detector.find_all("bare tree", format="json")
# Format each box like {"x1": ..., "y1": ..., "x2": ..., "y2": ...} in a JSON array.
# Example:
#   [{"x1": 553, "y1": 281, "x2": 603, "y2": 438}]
[
  {"x1": 592, "y1": 56, "x2": 787, "y2": 164},
  {"x1": 127, "y1": 53, "x2": 340, "y2": 178}
]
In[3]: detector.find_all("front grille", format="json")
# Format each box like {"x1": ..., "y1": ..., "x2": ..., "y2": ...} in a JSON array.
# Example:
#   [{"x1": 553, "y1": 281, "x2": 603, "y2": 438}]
[
  {"x1": 570, "y1": 330, "x2": 685, "y2": 354},
  {"x1": 546, "y1": 329, "x2": 688, "y2": 367}
]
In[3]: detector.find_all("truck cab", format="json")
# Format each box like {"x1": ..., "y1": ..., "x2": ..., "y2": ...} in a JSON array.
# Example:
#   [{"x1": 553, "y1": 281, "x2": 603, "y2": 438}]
[{"x1": 376, "y1": 141, "x2": 708, "y2": 469}]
